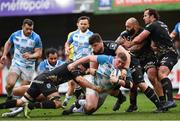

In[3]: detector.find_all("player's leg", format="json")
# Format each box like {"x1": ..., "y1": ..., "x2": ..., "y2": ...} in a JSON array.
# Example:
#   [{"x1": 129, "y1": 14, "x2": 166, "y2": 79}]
[
  {"x1": 5, "y1": 66, "x2": 20, "y2": 101},
  {"x1": 63, "y1": 80, "x2": 75, "y2": 107},
  {"x1": 158, "y1": 51, "x2": 178, "y2": 109},
  {"x1": 125, "y1": 84, "x2": 138, "y2": 112}
]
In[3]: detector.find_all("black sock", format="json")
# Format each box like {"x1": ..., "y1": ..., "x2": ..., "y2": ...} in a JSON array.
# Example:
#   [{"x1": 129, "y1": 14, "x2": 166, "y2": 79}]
[
  {"x1": 74, "y1": 88, "x2": 85, "y2": 99},
  {"x1": 161, "y1": 78, "x2": 173, "y2": 101},
  {"x1": 28, "y1": 100, "x2": 56, "y2": 109},
  {"x1": 0, "y1": 99, "x2": 17, "y2": 109},
  {"x1": 159, "y1": 96, "x2": 166, "y2": 102},
  {"x1": 130, "y1": 87, "x2": 138, "y2": 106},
  {"x1": 144, "y1": 86, "x2": 161, "y2": 108},
  {"x1": 113, "y1": 90, "x2": 125, "y2": 100}
]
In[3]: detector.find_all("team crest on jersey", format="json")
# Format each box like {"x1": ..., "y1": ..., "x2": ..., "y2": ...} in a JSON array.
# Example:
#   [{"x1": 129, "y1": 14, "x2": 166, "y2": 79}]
[
  {"x1": 46, "y1": 83, "x2": 51, "y2": 89},
  {"x1": 110, "y1": 43, "x2": 117, "y2": 50}
]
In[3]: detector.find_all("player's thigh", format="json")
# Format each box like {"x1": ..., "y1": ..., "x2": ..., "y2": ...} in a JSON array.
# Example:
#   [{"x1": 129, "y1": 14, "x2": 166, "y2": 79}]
[
  {"x1": 21, "y1": 67, "x2": 34, "y2": 83},
  {"x1": 7, "y1": 66, "x2": 20, "y2": 85}
]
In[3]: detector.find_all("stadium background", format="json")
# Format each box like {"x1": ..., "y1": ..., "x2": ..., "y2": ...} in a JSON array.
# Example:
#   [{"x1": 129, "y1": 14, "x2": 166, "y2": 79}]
[{"x1": 0, "y1": 0, "x2": 180, "y2": 95}]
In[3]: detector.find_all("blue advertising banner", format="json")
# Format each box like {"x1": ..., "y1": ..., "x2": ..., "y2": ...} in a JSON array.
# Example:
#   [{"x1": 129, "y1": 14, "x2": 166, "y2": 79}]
[{"x1": 0, "y1": 0, "x2": 75, "y2": 17}]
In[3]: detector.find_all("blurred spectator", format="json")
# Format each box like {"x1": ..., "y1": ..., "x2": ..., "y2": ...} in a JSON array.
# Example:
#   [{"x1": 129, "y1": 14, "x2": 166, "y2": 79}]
[{"x1": 57, "y1": 46, "x2": 66, "y2": 61}]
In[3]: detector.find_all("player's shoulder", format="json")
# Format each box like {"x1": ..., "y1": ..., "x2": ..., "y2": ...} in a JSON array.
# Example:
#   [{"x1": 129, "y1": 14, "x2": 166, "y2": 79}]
[
  {"x1": 86, "y1": 29, "x2": 93, "y2": 35},
  {"x1": 12, "y1": 30, "x2": 21, "y2": 36},
  {"x1": 175, "y1": 22, "x2": 180, "y2": 27},
  {"x1": 39, "y1": 59, "x2": 47, "y2": 65},
  {"x1": 31, "y1": 31, "x2": 40, "y2": 39}
]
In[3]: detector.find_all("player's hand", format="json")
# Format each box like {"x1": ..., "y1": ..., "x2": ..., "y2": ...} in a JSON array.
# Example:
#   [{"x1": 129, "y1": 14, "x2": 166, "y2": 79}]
[
  {"x1": 121, "y1": 69, "x2": 127, "y2": 80},
  {"x1": 0, "y1": 55, "x2": 7, "y2": 63},
  {"x1": 85, "y1": 68, "x2": 96, "y2": 75},
  {"x1": 110, "y1": 74, "x2": 119, "y2": 84},
  {"x1": 122, "y1": 39, "x2": 132, "y2": 49},
  {"x1": 67, "y1": 63, "x2": 75, "y2": 71},
  {"x1": 22, "y1": 52, "x2": 32, "y2": 60}
]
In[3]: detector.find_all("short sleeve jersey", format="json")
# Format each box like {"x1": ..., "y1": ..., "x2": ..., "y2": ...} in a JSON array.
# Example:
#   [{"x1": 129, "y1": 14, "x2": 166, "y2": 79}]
[
  {"x1": 93, "y1": 41, "x2": 119, "y2": 56},
  {"x1": 37, "y1": 59, "x2": 65, "y2": 74},
  {"x1": 145, "y1": 20, "x2": 173, "y2": 49},
  {"x1": 9, "y1": 30, "x2": 42, "y2": 69},
  {"x1": 67, "y1": 29, "x2": 93, "y2": 61}
]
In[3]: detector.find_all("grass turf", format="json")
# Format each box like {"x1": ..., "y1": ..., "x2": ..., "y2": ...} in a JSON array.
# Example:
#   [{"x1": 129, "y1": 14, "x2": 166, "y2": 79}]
[{"x1": 0, "y1": 92, "x2": 179, "y2": 120}]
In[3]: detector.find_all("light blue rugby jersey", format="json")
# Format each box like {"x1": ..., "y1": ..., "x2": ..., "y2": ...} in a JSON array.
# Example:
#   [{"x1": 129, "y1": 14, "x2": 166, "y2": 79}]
[
  {"x1": 37, "y1": 59, "x2": 65, "y2": 74},
  {"x1": 173, "y1": 22, "x2": 180, "y2": 39},
  {"x1": 67, "y1": 29, "x2": 93, "y2": 61},
  {"x1": 9, "y1": 30, "x2": 42, "y2": 69},
  {"x1": 95, "y1": 55, "x2": 119, "y2": 89}
]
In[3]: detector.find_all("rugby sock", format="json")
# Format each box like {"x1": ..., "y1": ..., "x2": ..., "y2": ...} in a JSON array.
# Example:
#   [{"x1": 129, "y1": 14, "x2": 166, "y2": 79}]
[
  {"x1": 78, "y1": 99, "x2": 86, "y2": 106},
  {"x1": 0, "y1": 99, "x2": 17, "y2": 109},
  {"x1": 144, "y1": 86, "x2": 161, "y2": 108},
  {"x1": 161, "y1": 78, "x2": 173, "y2": 101},
  {"x1": 159, "y1": 96, "x2": 166, "y2": 102},
  {"x1": 130, "y1": 87, "x2": 138, "y2": 106},
  {"x1": 64, "y1": 93, "x2": 72, "y2": 103},
  {"x1": 28, "y1": 100, "x2": 56, "y2": 109},
  {"x1": 114, "y1": 90, "x2": 125, "y2": 100}
]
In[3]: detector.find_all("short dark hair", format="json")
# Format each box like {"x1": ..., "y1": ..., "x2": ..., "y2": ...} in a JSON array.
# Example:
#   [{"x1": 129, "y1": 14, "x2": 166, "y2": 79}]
[
  {"x1": 144, "y1": 8, "x2": 160, "y2": 20},
  {"x1": 45, "y1": 48, "x2": 58, "y2": 58},
  {"x1": 89, "y1": 33, "x2": 103, "y2": 45},
  {"x1": 77, "y1": 16, "x2": 90, "y2": 23},
  {"x1": 117, "y1": 52, "x2": 127, "y2": 64},
  {"x1": 23, "y1": 18, "x2": 34, "y2": 26}
]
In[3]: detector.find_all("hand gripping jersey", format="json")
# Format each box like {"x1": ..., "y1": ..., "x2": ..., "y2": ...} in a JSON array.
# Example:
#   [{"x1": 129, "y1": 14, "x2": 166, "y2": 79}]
[
  {"x1": 9, "y1": 30, "x2": 42, "y2": 70},
  {"x1": 67, "y1": 29, "x2": 93, "y2": 61}
]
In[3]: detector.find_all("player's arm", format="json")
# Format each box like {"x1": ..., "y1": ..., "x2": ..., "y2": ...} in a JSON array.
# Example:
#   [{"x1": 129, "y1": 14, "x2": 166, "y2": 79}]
[
  {"x1": 123, "y1": 30, "x2": 150, "y2": 48},
  {"x1": 75, "y1": 75, "x2": 103, "y2": 93},
  {"x1": 65, "y1": 32, "x2": 73, "y2": 56},
  {"x1": 68, "y1": 55, "x2": 97, "y2": 71},
  {"x1": 22, "y1": 47, "x2": 42, "y2": 60},
  {"x1": 170, "y1": 31, "x2": 177, "y2": 41},
  {"x1": 1, "y1": 40, "x2": 12, "y2": 62}
]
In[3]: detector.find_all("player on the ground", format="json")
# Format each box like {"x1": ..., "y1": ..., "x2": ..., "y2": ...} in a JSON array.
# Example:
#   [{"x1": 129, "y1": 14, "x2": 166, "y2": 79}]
[{"x1": 0, "y1": 61, "x2": 103, "y2": 118}]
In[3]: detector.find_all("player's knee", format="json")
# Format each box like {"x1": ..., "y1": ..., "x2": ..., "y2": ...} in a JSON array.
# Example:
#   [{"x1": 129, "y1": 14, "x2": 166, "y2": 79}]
[
  {"x1": 6, "y1": 83, "x2": 14, "y2": 90},
  {"x1": 85, "y1": 103, "x2": 97, "y2": 112},
  {"x1": 158, "y1": 66, "x2": 170, "y2": 80}
]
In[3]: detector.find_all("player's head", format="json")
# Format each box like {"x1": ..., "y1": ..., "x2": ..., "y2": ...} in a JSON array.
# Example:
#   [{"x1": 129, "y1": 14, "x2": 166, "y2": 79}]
[
  {"x1": 114, "y1": 52, "x2": 127, "y2": 69},
  {"x1": 22, "y1": 18, "x2": 34, "y2": 37},
  {"x1": 143, "y1": 8, "x2": 160, "y2": 25},
  {"x1": 77, "y1": 16, "x2": 90, "y2": 32},
  {"x1": 45, "y1": 48, "x2": 58, "y2": 66},
  {"x1": 125, "y1": 17, "x2": 140, "y2": 36},
  {"x1": 89, "y1": 33, "x2": 104, "y2": 54}
]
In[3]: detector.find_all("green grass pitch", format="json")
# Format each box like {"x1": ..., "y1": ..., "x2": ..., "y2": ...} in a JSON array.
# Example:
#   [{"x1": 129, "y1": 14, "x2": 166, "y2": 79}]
[{"x1": 0, "y1": 92, "x2": 180, "y2": 120}]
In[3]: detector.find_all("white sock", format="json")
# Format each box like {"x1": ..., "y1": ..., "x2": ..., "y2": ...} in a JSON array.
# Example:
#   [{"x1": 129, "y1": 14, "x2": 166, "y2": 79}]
[
  {"x1": 64, "y1": 93, "x2": 72, "y2": 102},
  {"x1": 78, "y1": 99, "x2": 86, "y2": 106}
]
